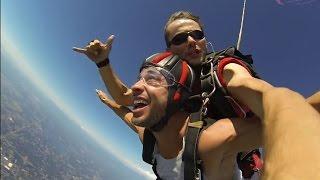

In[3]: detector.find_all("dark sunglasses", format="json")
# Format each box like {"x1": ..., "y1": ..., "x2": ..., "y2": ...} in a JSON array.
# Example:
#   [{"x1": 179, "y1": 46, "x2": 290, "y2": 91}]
[{"x1": 169, "y1": 30, "x2": 204, "y2": 46}]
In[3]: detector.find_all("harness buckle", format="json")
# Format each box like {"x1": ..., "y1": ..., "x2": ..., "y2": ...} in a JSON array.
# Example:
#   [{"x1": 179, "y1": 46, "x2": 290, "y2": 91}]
[
  {"x1": 188, "y1": 121, "x2": 204, "y2": 128},
  {"x1": 199, "y1": 94, "x2": 210, "y2": 117}
]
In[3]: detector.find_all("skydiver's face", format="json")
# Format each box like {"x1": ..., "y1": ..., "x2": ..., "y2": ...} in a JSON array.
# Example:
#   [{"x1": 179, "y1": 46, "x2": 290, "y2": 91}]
[
  {"x1": 166, "y1": 19, "x2": 207, "y2": 66},
  {"x1": 131, "y1": 67, "x2": 169, "y2": 128}
]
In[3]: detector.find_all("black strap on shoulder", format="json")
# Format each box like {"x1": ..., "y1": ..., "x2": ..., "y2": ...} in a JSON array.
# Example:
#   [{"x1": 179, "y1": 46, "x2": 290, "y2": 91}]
[
  {"x1": 142, "y1": 129, "x2": 156, "y2": 165},
  {"x1": 142, "y1": 129, "x2": 162, "y2": 179}
]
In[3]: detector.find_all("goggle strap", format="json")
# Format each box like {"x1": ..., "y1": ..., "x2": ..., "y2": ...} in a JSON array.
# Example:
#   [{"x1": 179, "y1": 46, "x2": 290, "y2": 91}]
[
  {"x1": 151, "y1": 51, "x2": 172, "y2": 64},
  {"x1": 173, "y1": 61, "x2": 189, "y2": 102}
]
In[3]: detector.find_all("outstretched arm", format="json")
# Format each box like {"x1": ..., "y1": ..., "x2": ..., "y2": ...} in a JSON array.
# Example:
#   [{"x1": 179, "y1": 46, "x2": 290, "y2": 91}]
[
  {"x1": 261, "y1": 88, "x2": 320, "y2": 180},
  {"x1": 223, "y1": 63, "x2": 320, "y2": 117},
  {"x1": 222, "y1": 63, "x2": 273, "y2": 119},
  {"x1": 96, "y1": 89, "x2": 143, "y2": 139},
  {"x1": 306, "y1": 91, "x2": 320, "y2": 112},
  {"x1": 73, "y1": 35, "x2": 133, "y2": 106},
  {"x1": 98, "y1": 65, "x2": 133, "y2": 106},
  {"x1": 223, "y1": 63, "x2": 320, "y2": 179}
]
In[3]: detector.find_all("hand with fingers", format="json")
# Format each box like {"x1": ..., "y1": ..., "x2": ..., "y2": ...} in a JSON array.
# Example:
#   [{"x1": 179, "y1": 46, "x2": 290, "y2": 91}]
[
  {"x1": 73, "y1": 35, "x2": 115, "y2": 67},
  {"x1": 96, "y1": 89, "x2": 120, "y2": 108},
  {"x1": 96, "y1": 89, "x2": 143, "y2": 134}
]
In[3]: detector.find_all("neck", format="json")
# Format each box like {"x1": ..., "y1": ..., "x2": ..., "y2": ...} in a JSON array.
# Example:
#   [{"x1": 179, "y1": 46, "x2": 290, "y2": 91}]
[{"x1": 152, "y1": 111, "x2": 189, "y2": 159}]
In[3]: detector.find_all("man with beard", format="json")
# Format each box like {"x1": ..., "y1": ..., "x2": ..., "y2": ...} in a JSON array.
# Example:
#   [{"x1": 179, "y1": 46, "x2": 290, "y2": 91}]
[
  {"x1": 74, "y1": 12, "x2": 264, "y2": 178},
  {"x1": 74, "y1": 11, "x2": 320, "y2": 179},
  {"x1": 105, "y1": 52, "x2": 262, "y2": 179}
]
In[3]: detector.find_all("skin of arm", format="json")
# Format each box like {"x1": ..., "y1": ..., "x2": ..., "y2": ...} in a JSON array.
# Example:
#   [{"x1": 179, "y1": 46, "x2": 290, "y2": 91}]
[
  {"x1": 306, "y1": 91, "x2": 320, "y2": 112},
  {"x1": 198, "y1": 117, "x2": 262, "y2": 180},
  {"x1": 98, "y1": 65, "x2": 133, "y2": 106},
  {"x1": 223, "y1": 63, "x2": 320, "y2": 179},
  {"x1": 261, "y1": 88, "x2": 320, "y2": 180},
  {"x1": 96, "y1": 89, "x2": 144, "y2": 140},
  {"x1": 73, "y1": 35, "x2": 133, "y2": 106},
  {"x1": 222, "y1": 63, "x2": 274, "y2": 119},
  {"x1": 223, "y1": 63, "x2": 320, "y2": 118}
]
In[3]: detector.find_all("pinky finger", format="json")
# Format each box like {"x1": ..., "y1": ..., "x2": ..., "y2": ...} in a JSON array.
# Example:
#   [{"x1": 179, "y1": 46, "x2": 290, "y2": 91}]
[{"x1": 72, "y1": 47, "x2": 87, "y2": 54}]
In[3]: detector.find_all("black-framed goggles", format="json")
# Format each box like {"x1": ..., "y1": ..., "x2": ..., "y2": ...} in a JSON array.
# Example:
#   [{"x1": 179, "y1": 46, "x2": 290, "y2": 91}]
[
  {"x1": 137, "y1": 65, "x2": 191, "y2": 92},
  {"x1": 137, "y1": 66, "x2": 176, "y2": 87}
]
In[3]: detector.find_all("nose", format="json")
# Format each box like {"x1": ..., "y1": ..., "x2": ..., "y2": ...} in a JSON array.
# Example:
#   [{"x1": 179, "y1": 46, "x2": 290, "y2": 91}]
[
  {"x1": 131, "y1": 79, "x2": 144, "y2": 96},
  {"x1": 187, "y1": 35, "x2": 196, "y2": 47}
]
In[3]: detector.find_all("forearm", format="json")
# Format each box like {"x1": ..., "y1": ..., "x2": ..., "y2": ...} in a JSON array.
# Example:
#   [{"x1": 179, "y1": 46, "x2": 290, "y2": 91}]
[
  {"x1": 99, "y1": 65, "x2": 133, "y2": 106},
  {"x1": 227, "y1": 117, "x2": 262, "y2": 153},
  {"x1": 226, "y1": 75, "x2": 274, "y2": 119},
  {"x1": 262, "y1": 88, "x2": 320, "y2": 180},
  {"x1": 306, "y1": 91, "x2": 320, "y2": 112},
  {"x1": 73, "y1": 36, "x2": 132, "y2": 104},
  {"x1": 101, "y1": 97, "x2": 141, "y2": 134}
]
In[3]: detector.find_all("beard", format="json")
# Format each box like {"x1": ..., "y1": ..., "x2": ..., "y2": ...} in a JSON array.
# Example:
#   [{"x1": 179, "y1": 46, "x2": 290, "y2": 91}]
[{"x1": 131, "y1": 101, "x2": 167, "y2": 129}]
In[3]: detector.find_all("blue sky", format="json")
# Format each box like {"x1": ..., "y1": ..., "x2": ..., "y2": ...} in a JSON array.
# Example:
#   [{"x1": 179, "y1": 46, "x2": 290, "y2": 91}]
[{"x1": 1, "y1": 0, "x2": 319, "y2": 178}]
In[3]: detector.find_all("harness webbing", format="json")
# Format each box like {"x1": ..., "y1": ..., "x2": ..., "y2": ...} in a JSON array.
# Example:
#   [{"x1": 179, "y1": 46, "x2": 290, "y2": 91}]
[
  {"x1": 142, "y1": 129, "x2": 163, "y2": 179},
  {"x1": 183, "y1": 112, "x2": 204, "y2": 180},
  {"x1": 143, "y1": 118, "x2": 217, "y2": 180},
  {"x1": 142, "y1": 129, "x2": 156, "y2": 165}
]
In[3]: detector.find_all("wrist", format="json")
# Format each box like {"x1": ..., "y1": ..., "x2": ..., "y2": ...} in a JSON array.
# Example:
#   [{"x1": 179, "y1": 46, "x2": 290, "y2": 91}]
[{"x1": 96, "y1": 58, "x2": 110, "y2": 68}]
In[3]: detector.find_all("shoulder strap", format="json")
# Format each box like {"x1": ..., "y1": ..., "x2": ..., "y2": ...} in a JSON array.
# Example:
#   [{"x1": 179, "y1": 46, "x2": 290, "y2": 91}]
[
  {"x1": 142, "y1": 129, "x2": 156, "y2": 164},
  {"x1": 183, "y1": 111, "x2": 219, "y2": 180},
  {"x1": 200, "y1": 47, "x2": 260, "y2": 119},
  {"x1": 214, "y1": 46, "x2": 259, "y2": 78},
  {"x1": 142, "y1": 129, "x2": 163, "y2": 179},
  {"x1": 183, "y1": 111, "x2": 205, "y2": 180}
]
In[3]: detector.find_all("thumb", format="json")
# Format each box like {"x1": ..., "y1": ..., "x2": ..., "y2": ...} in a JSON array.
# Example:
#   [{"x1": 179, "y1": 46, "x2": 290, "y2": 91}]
[{"x1": 104, "y1": 35, "x2": 115, "y2": 46}]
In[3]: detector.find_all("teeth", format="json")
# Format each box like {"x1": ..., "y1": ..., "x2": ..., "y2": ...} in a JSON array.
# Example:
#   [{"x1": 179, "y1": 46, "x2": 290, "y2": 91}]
[
  {"x1": 134, "y1": 99, "x2": 148, "y2": 105},
  {"x1": 133, "y1": 99, "x2": 148, "y2": 109}
]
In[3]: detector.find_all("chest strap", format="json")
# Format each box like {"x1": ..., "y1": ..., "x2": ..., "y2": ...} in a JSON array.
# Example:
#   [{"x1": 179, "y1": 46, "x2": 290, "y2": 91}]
[
  {"x1": 142, "y1": 129, "x2": 162, "y2": 179},
  {"x1": 183, "y1": 112, "x2": 203, "y2": 180}
]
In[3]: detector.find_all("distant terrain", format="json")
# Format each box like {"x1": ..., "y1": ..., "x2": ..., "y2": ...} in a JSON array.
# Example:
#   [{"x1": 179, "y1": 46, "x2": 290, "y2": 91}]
[{"x1": 1, "y1": 57, "x2": 147, "y2": 180}]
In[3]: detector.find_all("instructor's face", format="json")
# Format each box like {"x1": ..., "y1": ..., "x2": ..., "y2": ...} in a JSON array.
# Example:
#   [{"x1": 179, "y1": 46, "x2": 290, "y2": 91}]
[
  {"x1": 130, "y1": 68, "x2": 168, "y2": 128},
  {"x1": 166, "y1": 19, "x2": 207, "y2": 66}
]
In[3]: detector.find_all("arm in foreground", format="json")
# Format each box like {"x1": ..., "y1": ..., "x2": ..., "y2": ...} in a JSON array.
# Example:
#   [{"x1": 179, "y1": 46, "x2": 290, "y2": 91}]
[
  {"x1": 223, "y1": 64, "x2": 320, "y2": 179},
  {"x1": 306, "y1": 91, "x2": 320, "y2": 112},
  {"x1": 222, "y1": 63, "x2": 273, "y2": 119},
  {"x1": 261, "y1": 88, "x2": 320, "y2": 180}
]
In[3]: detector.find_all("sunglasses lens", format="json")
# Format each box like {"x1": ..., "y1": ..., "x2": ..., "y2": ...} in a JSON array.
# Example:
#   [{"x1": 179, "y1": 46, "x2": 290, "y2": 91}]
[
  {"x1": 170, "y1": 30, "x2": 204, "y2": 46},
  {"x1": 171, "y1": 33, "x2": 188, "y2": 46},
  {"x1": 191, "y1": 30, "x2": 204, "y2": 40}
]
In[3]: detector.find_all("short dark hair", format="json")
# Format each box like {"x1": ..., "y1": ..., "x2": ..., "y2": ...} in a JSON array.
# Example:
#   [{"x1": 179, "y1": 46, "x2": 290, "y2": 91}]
[{"x1": 164, "y1": 11, "x2": 204, "y2": 47}]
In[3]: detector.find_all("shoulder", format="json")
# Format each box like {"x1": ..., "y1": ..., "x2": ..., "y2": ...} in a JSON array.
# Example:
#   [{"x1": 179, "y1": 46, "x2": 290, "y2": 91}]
[
  {"x1": 223, "y1": 62, "x2": 252, "y2": 77},
  {"x1": 196, "y1": 118, "x2": 237, "y2": 179},
  {"x1": 198, "y1": 118, "x2": 236, "y2": 155}
]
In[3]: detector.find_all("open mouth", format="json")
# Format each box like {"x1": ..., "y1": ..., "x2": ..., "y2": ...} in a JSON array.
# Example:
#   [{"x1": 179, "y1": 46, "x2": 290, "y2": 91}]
[{"x1": 133, "y1": 99, "x2": 149, "y2": 110}]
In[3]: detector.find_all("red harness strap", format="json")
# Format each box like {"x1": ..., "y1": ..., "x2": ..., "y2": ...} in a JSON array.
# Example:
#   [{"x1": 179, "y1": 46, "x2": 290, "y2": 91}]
[
  {"x1": 216, "y1": 57, "x2": 252, "y2": 118},
  {"x1": 216, "y1": 57, "x2": 252, "y2": 87}
]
